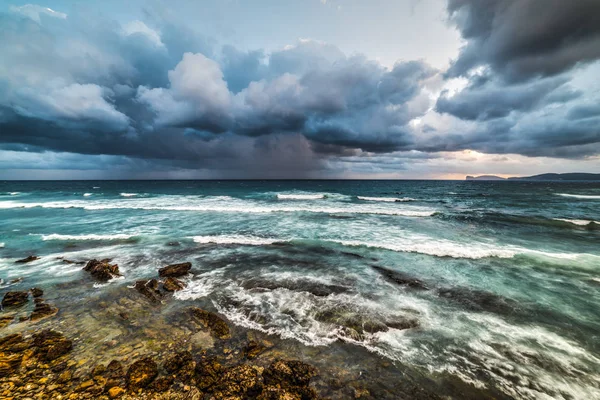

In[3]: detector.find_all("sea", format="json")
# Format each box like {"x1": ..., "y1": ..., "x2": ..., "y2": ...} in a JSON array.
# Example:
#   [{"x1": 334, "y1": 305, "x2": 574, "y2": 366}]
[{"x1": 1, "y1": 180, "x2": 599, "y2": 399}]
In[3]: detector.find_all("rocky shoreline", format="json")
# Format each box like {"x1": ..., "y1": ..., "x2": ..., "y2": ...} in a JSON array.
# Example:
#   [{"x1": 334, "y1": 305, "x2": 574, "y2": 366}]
[{"x1": 0, "y1": 257, "x2": 509, "y2": 400}]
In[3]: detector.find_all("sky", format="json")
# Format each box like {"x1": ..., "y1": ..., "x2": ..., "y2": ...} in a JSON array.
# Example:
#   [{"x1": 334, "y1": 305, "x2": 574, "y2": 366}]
[{"x1": 0, "y1": 0, "x2": 599, "y2": 179}]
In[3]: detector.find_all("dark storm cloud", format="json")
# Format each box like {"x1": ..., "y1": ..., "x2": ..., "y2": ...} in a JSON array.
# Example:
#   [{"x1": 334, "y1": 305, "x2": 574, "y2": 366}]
[
  {"x1": 1, "y1": 1, "x2": 600, "y2": 178},
  {"x1": 435, "y1": 76, "x2": 580, "y2": 121},
  {"x1": 446, "y1": 0, "x2": 600, "y2": 81}
]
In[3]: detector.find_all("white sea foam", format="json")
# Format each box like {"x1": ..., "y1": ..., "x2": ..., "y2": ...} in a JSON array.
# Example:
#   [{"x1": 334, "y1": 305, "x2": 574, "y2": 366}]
[
  {"x1": 557, "y1": 193, "x2": 600, "y2": 199},
  {"x1": 0, "y1": 198, "x2": 435, "y2": 217},
  {"x1": 277, "y1": 193, "x2": 325, "y2": 200},
  {"x1": 192, "y1": 235, "x2": 281, "y2": 246},
  {"x1": 120, "y1": 193, "x2": 138, "y2": 197},
  {"x1": 39, "y1": 233, "x2": 136, "y2": 241},
  {"x1": 93, "y1": 187, "x2": 100, "y2": 189},
  {"x1": 83, "y1": 193, "x2": 92, "y2": 197},
  {"x1": 9, "y1": 192, "x2": 19, "y2": 195},
  {"x1": 0, "y1": 243, "x2": 4, "y2": 248},
  {"x1": 553, "y1": 218, "x2": 597, "y2": 226},
  {"x1": 357, "y1": 196, "x2": 415, "y2": 202}
]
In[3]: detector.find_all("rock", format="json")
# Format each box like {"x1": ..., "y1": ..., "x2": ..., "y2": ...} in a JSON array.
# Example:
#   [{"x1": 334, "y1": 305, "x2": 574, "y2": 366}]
[
  {"x1": 29, "y1": 301, "x2": 59, "y2": 321},
  {"x1": 134, "y1": 280, "x2": 163, "y2": 303},
  {"x1": 190, "y1": 307, "x2": 231, "y2": 339},
  {"x1": 211, "y1": 364, "x2": 262, "y2": 399},
  {"x1": 0, "y1": 353, "x2": 23, "y2": 377},
  {"x1": 1, "y1": 291, "x2": 29, "y2": 307},
  {"x1": 158, "y1": 262, "x2": 192, "y2": 278},
  {"x1": 0, "y1": 315, "x2": 13, "y2": 329},
  {"x1": 125, "y1": 357, "x2": 158, "y2": 390},
  {"x1": 194, "y1": 357, "x2": 223, "y2": 391},
  {"x1": 30, "y1": 288, "x2": 43, "y2": 298},
  {"x1": 78, "y1": 379, "x2": 95, "y2": 391},
  {"x1": 104, "y1": 360, "x2": 125, "y2": 389},
  {"x1": 31, "y1": 330, "x2": 73, "y2": 361},
  {"x1": 371, "y1": 266, "x2": 429, "y2": 290},
  {"x1": 243, "y1": 340, "x2": 266, "y2": 360},
  {"x1": 150, "y1": 376, "x2": 173, "y2": 392},
  {"x1": 263, "y1": 360, "x2": 318, "y2": 388},
  {"x1": 163, "y1": 351, "x2": 193, "y2": 373},
  {"x1": 257, "y1": 386, "x2": 303, "y2": 400},
  {"x1": 15, "y1": 256, "x2": 40, "y2": 264},
  {"x1": 107, "y1": 386, "x2": 125, "y2": 398},
  {"x1": 57, "y1": 370, "x2": 73, "y2": 384},
  {"x1": 83, "y1": 259, "x2": 121, "y2": 282},
  {"x1": 163, "y1": 277, "x2": 185, "y2": 292}
]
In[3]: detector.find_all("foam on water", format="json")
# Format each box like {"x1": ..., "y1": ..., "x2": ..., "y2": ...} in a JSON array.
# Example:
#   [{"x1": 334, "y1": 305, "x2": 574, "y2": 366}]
[
  {"x1": 277, "y1": 193, "x2": 326, "y2": 200},
  {"x1": 0, "y1": 243, "x2": 4, "y2": 248},
  {"x1": 557, "y1": 193, "x2": 600, "y2": 199},
  {"x1": 83, "y1": 193, "x2": 92, "y2": 197},
  {"x1": 553, "y1": 218, "x2": 597, "y2": 226},
  {"x1": 357, "y1": 196, "x2": 415, "y2": 202},
  {"x1": 192, "y1": 235, "x2": 282, "y2": 246},
  {"x1": 38, "y1": 233, "x2": 136, "y2": 241},
  {"x1": 120, "y1": 193, "x2": 138, "y2": 197}
]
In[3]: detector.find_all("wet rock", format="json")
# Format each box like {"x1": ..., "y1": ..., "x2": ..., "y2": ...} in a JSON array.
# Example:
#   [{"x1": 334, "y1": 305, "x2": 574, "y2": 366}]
[
  {"x1": 371, "y1": 266, "x2": 429, "y2": 290},
  {"x1": 108, "y1": 386, "x2": 126, "y2": 398},
  {"x1": 125, "y1": 357, "x2": 158, "y2": 390},
  {"x1": 1, "y1": 291, "x2": 29, "y2": 307},
  {"x1": 0, "y1": 352, "x2": 23, "y2": 377},
  {"x1": 30, "y1": 287, "x2": 43, "y2": 298},
  {"x1": 166, "y1": 241, "x2": 180, "y2": 247},
  {"x1": 263, "y1": 359, "x2": 318, "y2": 388},
  {"x1": 15, "y1": 255, "x2": 40, "y2": 264},
  {"x1": 163, "y1": 277, "x2": 186, "y2": 292},
  {"x1": 31, "y1": 330, "x2": 73, "y2": 361},
  {"x1": 150, "y1": 376, "x2": 173, "y2": 392},
  {"x1": 9, "y1": 277, "x2": 23, "y2": 284},
  {"x1": 163, "y1": 351, "x2": 193, "y2": 374},
  {"x1": 243, "y1": 340, "x2": 267, "y2": 360},
  {"x1": 190, "y1": 307, "x2": 231, "y2": 339},
  {"x1": 437, "y1": 287, "x2": 518, "y2": 315},
  {"x1": 0, "y1": 315, "x2": 13, "y2": 329},
  {"x1": 134, "y1": 280, "x2": 163, "y2": 303},
  {"x1": 29, "y1": 301, "x2": 59, "y2": 321},
  {"x1": 159, "y1": 262, "x2": 192, "y2": 277},
  {"x1": 83, "y1": 259, "x2": 121, "y2": 282},
  {"x1": 194, "y1": 357, "x2": 223, "y2": 391},
  {"x1": 211, "y1": 364, "x2": 262, "y2": 399},
  {"x1": 104, "y1": 360, "x2": 125, "y2": 389}
]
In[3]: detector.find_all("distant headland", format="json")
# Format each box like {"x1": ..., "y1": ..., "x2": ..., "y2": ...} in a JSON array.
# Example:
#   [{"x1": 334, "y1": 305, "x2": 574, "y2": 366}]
[{"x1": 466, "y1": 173, "x2": 600, "y2": 181}]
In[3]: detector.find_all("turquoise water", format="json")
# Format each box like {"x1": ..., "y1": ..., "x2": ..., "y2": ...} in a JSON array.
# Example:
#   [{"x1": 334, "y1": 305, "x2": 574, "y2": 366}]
[{"x1": 1, "y1": 180, "x2": 600, "y2": 398}]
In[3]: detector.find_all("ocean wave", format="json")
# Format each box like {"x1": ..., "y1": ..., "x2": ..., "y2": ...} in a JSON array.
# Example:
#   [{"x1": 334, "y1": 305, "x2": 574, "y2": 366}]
[
  {"x1": 557, "y1": 193, "x2": 600, "y2": 199},
  {"x1": 553, "y1": 218, "x2": 598, "y2": 226},
  {"x1": 186, "y1": 234, "x2": 576, "y2": 260},
  {"x1": 0, "y1": 198, "x2": 435, "y2": 217},
  {"x1": 93, "y1": 187, "x2": 100, "y2": 189},
  {"x1": 0, "y1": 243, "x2": 4, "y2": 248},
  {"x1": 193, "y1": 235, "x2": 282, "y2": 246},
  {"x1": 277, "y1": 193, "x2": 325, "y2": 200},
  {"x1": 357, "y1": 196, "x2": 415, "y2": 202},
  {"x1": 83, "y1": 193, "x2": 92, "y2": 197},
  {"x1": 120, "y1": 193, "x2": 138, "y2": 197},
  {"x1": 38, "y1": 233, "x2": 136, "y2": 241}
]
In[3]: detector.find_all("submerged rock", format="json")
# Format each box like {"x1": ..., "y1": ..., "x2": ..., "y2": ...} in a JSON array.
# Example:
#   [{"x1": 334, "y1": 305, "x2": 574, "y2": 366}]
[
  {"x1": 244, "y1": 340, "x2": 267, "y2": 360},
  {"x1": 84, "y1": 259, "x2": 121, "y2": 282},
  {"x1": 261, "y1": 359, "x2": 319, "y2": 400},
  {"x1": 1, "y1": 291, "x2": 29, "y2": 307},
  {"x1": 159, "y1": 262, "x2": 192, "y2": 277},
  {"x1": 212, "y1": 364, "x2": 263, "y2": 399},
  {"x1": 437, "y1": 287, "x2": 518, "y2": 315},
  {"x1": 163, "y1": 277, "x2": 186, "y2": 292},
  {"x1": 126, "y1": 357, "x2": 158, "y2": 390},
  {"x1": 371, "y1": 266, "x2": 429, "y2": 290},
  {"x1": 190, "y1": 307, "x2": 231, "y2": 339},
  {"x1": 0, "y1": 315, "x2": 13, "y2": 329},
  {"x1": 29, "y1": 301, "x2": 59, "y2": 321},
  {"x1": 195, "y1": 357, "x2": 224, "y2": 391},
  {"x1": 134, "y1": 279, "x2": 163, "y2": 303},
  {"x1": 30, "y1": 287, "x2": 43, "y2": 298},
  {"x1": 15, "y1": 255, "x2": 40, "y2": 263},
  {"x1": 163, "y1": 351, "x2": 193, "y2": 374},
  {"x1": 31, "y1": 330, "x2": 73, "y2": 361}
]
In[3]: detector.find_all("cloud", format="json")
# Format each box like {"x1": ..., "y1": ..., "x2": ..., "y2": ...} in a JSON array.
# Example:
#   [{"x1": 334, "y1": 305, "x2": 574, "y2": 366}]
[
  {"x1": 446, "y1": 0, "x2": 600, "y2": 81},
  {"x1": 10, "y1": 4, "x2": 67, "y2": 22}
]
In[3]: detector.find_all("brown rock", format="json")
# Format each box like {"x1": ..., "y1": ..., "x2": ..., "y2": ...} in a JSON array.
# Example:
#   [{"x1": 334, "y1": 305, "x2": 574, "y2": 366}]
[
  {"x1": 211, "y1": 364, "x2": 262, "y2": 399},
  {"x1": 243, "y1": 340, "x2": 266, "y2": 360},
  {"x1": 0, "y1": 352, "x2": 23, "y2": 377},
  {"x1": 134, "y1": 280, "x2": 163, "y2": 303},
  {"x1": 194, "y1": 357, "x2": 223, "y2": 391},
  {"x1": 1, "y1": 291, "x2": 29, "y2": 307},
  {"x1": 150, "y1": 376, "x2": 173, "y2": 392},
  {"x1": 31, "y1": 330, "x2": 73, "y2": 361},
  {"x1": 83, "y1": 259, "x2": 121, "y2": 282},
  {"x1": 30, "y1": 288, "x2": 43, "y2": 298},
  {"x1": 163, "y1": 351, "x2": 193, "y2": 374},
  {"x1": 190, "y1": 307, "x2": 231, "y2": 339},
  {"x1": 15, "y1": 256, "x2": 40, "y2": 264},
  {"x1": 29, "y1": 301, "x2": 59, "y2": 321},
  {"x1": 0, "y1": 315, "x2": 13, "y2": 329},
  {"x1": 125, "y1": 357, "x2": 158, "y2": 390},
  {"x1": 263, "y1": 359, "x2": 318, "y2": 388},
  {"x1": 158, "y1": 262, "x2": 192, "y2": 278},
  {"x1": 108, "y1": 386, "x2": 125, "y2": 399},
  {"x1": 163, "y1": 277, "x2": 185, "y2": 292}
]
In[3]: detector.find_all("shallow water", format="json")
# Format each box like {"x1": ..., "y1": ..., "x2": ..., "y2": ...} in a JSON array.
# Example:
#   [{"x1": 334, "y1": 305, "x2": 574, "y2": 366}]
[{"x1": 1, "y1": 180, "x2": 600, "y2": 399}]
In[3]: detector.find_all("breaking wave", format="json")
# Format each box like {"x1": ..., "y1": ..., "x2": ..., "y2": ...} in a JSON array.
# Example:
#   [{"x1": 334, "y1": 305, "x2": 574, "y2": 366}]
[
  {"x1": 83, "y1": 193, "x2": 92, "y2": 197},
  {"x1": 120, "y1": 193, "x2": 138, "y2": 197},
  {"x1": 38, "y1": 233, "x2": 137, "y2": 241},
  {"x1": 277, "y1": 193, "x2": 325, "y2": 200},
  {"x1": 553, "y1": 218, "x2": 598, "y2": 226},
  {"x1": 557, "y1": 193, "x2": 600, "y2": 200},
  {"x1": 357, "y1": 196, "x2": 415, "y2": 202},
  {"x1": 193, "y1": 235, "x2": 282, "y2": 246}
]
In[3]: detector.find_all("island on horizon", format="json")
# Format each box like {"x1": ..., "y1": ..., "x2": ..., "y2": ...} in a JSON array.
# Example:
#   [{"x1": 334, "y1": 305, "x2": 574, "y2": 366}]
[{"x1": 466, "y1": 173, "x2": 600, "y2": 181}]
